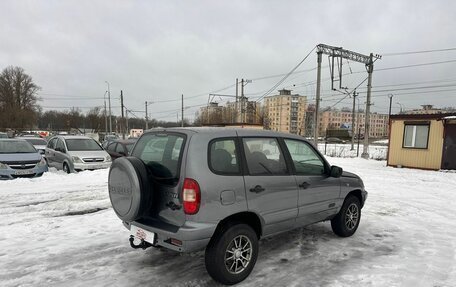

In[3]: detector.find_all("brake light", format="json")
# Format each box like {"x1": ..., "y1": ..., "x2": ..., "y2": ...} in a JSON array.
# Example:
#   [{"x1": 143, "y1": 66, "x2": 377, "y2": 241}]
[{"x1": 182, "y1": 178, "x2": 200, "y2": 215}]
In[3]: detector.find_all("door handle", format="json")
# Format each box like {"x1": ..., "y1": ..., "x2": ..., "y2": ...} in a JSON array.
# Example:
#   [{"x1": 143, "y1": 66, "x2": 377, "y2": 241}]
[
  {"x1": 249, "y1": 185, "x2": 265, "y2": 193},
  {"x1": 299, "y1": 182, "x2": 310, "y2": 189}
]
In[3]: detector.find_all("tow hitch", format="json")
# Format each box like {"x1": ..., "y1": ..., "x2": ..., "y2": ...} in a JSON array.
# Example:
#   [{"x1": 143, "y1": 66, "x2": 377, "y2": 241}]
[{"x1": 129, "y1": 235, "x2": 152, "y2": 250}]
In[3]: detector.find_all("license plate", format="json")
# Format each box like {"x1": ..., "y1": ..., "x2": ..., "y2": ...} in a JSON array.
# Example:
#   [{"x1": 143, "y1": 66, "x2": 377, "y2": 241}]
[
  {"x1": 15, "y1": 169, "x2": 34, "y2": 175},
  {"x1": 130, "y1": 224, "x2": 155, "y2": 244}
]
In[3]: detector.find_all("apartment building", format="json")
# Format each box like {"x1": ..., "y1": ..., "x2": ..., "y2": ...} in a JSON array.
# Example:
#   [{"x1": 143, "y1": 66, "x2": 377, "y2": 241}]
[
  {"x1": 318, "y1": 109, "x2": 389, "y2": 138},
  {"x1": 264, "y1": 89, "x2": 307, "y2": 135}
]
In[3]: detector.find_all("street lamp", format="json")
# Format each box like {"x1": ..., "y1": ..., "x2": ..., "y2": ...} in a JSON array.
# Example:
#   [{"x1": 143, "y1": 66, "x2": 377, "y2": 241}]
[
  {"x1": 105, "y1": 81, "x2": 112, "y2": 134},
  {"x1": 388, "y1": 94, "x2": 393, "y2": 117},
  {"x1": 103, "y1": 90, "x2": 108, "y2": 134},
  {"x1": 396, "y1": 102, "x2": 404, "y2": 114}
]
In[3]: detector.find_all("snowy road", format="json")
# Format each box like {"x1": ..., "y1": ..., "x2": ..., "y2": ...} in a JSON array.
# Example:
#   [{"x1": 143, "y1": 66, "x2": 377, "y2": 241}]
[{"x1": 1, "y1": 158, "x2": 455, "y2": 287}]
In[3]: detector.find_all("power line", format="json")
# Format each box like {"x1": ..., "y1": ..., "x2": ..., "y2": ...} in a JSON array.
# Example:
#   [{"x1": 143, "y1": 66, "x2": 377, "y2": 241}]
[
  {"x1": 382, "y1": 47, "x2": 456, "y2": 56},
  {"x1": 256, "y1": 46, "x2": 317, "y2": 102}
]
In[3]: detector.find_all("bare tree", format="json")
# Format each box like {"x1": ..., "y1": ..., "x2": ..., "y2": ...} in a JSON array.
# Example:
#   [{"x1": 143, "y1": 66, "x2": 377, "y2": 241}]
[{"x1": 0, "y1": 66, "x2": 40, "y2": 130}]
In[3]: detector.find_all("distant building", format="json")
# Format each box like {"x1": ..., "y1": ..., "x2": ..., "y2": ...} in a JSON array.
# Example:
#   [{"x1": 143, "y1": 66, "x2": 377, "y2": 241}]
[
  {"x1": 318, "y1": 109, "x2": 389, "y2": 138},
  {"x1": 405, "y1": 105, "x2": 446, "y2": 115},
  {"x1": 264, "y1": 89, "x2": 307, "y2": 135},
  {"x1": 199, "y1": 100, "x2": 261, "y2": 126}
]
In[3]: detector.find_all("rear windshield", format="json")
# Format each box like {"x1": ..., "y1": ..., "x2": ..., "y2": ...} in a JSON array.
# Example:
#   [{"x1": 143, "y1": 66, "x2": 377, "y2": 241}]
[
  {"x1": 22, "y1": 138, "x2": 47, "y2": 145},
  {"x1": 132, "y1": 133, "x2": 185, "y2": 180},
  {"x1": 0, "y1": 140, "x2": 37, "y2": 153},
  {"x1": 65, "y1": 139, "x2": 102, "y2": 151}
]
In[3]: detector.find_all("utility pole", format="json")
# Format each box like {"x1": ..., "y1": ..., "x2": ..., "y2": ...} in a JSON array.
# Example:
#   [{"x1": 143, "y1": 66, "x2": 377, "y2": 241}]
[
  {"x1": 181, "y1": 94, "x2": 184, "y2": 127},
  {"x1": 241, "y1": 79, "x2": 245, "y2": 123},
  {"x1": 361, "y1": 53, "x2": 374, "y2": 159},
  {"x1": 105, "y1": 81, "x2": 112, "y2": 134},
  {"x1": 235, "y1": 78, "x2": 239, "y2": 123},
  {"x1": 351, "y1": 90, "x2": 358, "y2": 150},
  {"x1": 314, "y1": 51, "x2": 323, "y2": 147},
  {"x1": 120, "y1": 90, "x2": 125, "y2": 139},
  {"x1": 125, "y1": 109, "x2": 129, "y2": 136},
  {"x1": 145, "y1": 101, "x2": 148, "y2": 130},
  {"x1": 388, "y1": 94, "x2": 393, "y2": 117},
  {"x1": 104, "y1": 91, "x2": 108, "y2": 136}
]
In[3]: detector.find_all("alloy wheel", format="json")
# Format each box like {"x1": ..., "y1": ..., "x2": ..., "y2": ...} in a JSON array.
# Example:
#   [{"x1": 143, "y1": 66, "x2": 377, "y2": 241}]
[
  {"x1": 224, "y1": 235, "x2": 252, "y2": 274},
  {"x1": 345, "y1": 203, "x2": 359, "y2": 230}
]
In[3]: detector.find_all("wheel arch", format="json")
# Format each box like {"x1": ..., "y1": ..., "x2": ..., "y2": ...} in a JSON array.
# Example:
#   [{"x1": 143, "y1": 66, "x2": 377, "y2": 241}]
[
  {"x1": 346, "y1": 189, "x2": 364, "y2": 208},
  {"x1": 213, "y1": 211, "x2": 263, "y2": 240}
]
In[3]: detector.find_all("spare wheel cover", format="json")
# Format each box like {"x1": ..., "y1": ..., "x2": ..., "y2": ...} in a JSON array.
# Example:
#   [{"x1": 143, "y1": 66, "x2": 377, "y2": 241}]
[{"x1": 108, "y1": 157, "x2": 150, "y2": 222}]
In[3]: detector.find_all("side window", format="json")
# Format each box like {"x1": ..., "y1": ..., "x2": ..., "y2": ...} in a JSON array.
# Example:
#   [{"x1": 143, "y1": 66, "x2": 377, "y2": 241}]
[
  {"x1": 243, "y1": 138, "x2": 287, "y2": 175},
  {"x1": 56, "y1": 139, "x2": 66, "y2": 152},
  {"x1": 48, "y1": 138, "x2": 57, "y2": 149},
  {"x1": 209, "y1": 138, "x2": 240, "y2": 174},
  {"x1": 284, "y1": 139, "x2": 325, "y2": 175},
  {"x1": 403, "y1": 124, "x2": 429, "y2": 149}
]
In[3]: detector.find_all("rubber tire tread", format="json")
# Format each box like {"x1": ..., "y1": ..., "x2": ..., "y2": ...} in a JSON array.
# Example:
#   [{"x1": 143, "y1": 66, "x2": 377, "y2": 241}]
[
  {"x1": 331, "y1": 195, "x2": 361, "y2": 237},
  {"x1": 205, "y1": 223, "x2": 258, "y2": 285}
]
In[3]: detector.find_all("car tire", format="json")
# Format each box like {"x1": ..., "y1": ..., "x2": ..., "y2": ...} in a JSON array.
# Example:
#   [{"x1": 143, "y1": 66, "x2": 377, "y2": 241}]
[
  {"x1": 108, "y1": 157, "x2": 152, "y2": 222},
  {"x1": 205, "y1": 223, "x2": 258, "y2": 285},
  {"x1": 63, "y1": 163, "x2": 70, "y2": 174},
  {"x1": 331, "y1": 195, "x2": 361, "y2": 237}
]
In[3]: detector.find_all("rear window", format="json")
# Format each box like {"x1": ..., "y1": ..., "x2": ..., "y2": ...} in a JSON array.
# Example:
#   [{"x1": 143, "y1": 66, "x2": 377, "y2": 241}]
[
  {"x1": 65, "y1": 139, "x2": 103, "y2": 151},
  {"x1": 0, "y1": 140, "x2": 36, "y2": 153},
  {"x1": 132, "y1": 133, "x2": 185, "y2": 179}
]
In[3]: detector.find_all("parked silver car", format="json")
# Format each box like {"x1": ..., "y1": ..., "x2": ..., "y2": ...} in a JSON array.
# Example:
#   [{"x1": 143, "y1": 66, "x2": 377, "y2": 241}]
[
  {"x1": 108, "y1": 128, "x2": 367, "y2": 285},
  {"x1": 0, "y1": 139, "x2": 48, "y2": 179},
  {"x1": 45, "y1": 135, "x2": 111, "y2": 173},
  {"x1": 16, "y1": 137, "x2": 47, "y2": 156}
]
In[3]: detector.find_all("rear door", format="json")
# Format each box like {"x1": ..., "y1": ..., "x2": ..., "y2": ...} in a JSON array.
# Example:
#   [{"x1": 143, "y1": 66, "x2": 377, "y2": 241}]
[
  {"x1": 54, "y1": 138, "x2": 67, "y2": 170},
  {"x1": 442, "y1": 124, "x2": 456, "y2": 169},
  {"x1": 241, "y1": 137, "x2": 298, "y2": 236},
  {"x1": 282, "y1": 138, "x2": 341, "y2": 226},
  {"x1": 131, "y1": 132, "x2": 186, "y2": 226},
  {"x1": 45, "y1": 137, "x2": 57, "y2": 167}
]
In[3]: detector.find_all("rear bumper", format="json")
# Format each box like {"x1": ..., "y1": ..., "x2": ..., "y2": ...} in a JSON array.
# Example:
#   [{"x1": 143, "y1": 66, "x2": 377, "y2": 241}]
[{"x1": 124, "y1": 219, "x2": 217, "y2": 253}]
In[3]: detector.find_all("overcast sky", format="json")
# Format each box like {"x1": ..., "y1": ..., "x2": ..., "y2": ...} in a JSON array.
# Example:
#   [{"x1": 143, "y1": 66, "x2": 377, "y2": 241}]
[{"x1": 1, "y1": 0, "x2": 456, "y2": 122}]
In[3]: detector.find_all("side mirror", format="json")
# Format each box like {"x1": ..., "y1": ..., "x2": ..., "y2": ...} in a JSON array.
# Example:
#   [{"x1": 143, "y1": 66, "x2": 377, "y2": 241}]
[{"x1": 330, "y1": 165, "x2": 343, "y2": 178}]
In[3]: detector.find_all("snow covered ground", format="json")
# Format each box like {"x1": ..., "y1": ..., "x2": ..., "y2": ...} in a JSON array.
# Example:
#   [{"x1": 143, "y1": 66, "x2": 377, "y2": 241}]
[{"x1": 1, "y1": 158, "x2": 455, "y2": 287}]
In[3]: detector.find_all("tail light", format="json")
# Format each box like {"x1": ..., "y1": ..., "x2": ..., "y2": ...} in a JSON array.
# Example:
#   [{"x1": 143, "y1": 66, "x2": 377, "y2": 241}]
[{"x1": 182, "y1": 178, "x2": 200, "y2": 215}]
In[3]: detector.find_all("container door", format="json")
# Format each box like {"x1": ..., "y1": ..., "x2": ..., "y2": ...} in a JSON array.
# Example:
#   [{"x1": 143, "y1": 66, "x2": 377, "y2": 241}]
[{"x1": 442, "y1": 124, "x2": 456, "y2": 170}]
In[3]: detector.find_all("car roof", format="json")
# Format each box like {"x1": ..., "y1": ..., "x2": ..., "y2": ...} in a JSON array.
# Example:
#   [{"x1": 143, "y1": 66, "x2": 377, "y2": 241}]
[
  {"x1": 0, "y1": 138, "x2": 28, "y2": 142},
  {"x1": 143, "y1": 127, "x2": 306, "y2": 140},
  {"x1": 54, "y1": 135, "x2": 95, "y2": 140}
]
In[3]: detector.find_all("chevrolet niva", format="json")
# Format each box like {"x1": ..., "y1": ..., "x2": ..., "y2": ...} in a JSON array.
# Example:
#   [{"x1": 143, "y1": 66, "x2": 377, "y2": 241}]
[{"x1": 108, "y1": 128, "x2": 367, "y2": 285}]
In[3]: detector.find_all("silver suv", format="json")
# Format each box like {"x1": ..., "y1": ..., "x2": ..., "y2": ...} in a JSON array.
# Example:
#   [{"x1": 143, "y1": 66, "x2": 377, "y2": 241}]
[{"x1": 108, "y1": 128, "x2": 367, "y2": 285}]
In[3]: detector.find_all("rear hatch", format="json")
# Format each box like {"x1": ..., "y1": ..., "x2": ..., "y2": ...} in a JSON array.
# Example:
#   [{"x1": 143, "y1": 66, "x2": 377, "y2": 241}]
[{"x1": 131, "y1": 131, "x2": 187, "y2": 227}]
